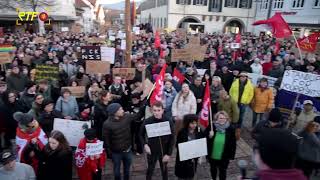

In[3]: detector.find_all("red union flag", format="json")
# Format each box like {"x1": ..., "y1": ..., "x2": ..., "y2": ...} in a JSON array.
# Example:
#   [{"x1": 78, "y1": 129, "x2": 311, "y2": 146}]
[
  {"x1": 199, "y1": 80, "x2": 211, "y2": 128},
  {"x1": 150, "y1": 64, "x2": 167, "y2": 105},
  {"x1": 297, "y1": 32, "x2": 320, "y2": 52},
  {"x1": 253, "y1": 12, "x2": 292, "y2": 38},
  {"x1": 173, "y1": 68, "x2": 185, "y2": 84}
]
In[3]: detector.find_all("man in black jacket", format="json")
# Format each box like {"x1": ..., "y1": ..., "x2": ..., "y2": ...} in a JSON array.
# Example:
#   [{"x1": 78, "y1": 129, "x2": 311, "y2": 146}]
[{"x1": 139, "y1": 101, "x2": 175, "y2": 180}]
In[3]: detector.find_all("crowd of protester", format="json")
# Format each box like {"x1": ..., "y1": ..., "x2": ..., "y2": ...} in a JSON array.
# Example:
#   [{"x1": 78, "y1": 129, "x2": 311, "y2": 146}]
[{"x1": 0, "y1": 25, "x2": 319, "y2": 180}]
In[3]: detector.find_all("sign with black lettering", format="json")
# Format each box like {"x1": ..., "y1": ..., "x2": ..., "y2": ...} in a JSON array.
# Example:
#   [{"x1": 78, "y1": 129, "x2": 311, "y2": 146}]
[
  {"x1": 280, "y1": 70, "x2": 320, "y2": 97},
  {"x1": 35, "y1": 65, "x2": 59, "y2": 82},
  {"x1": 81, "y1": 46, "x2": 101, "y2": 60}
]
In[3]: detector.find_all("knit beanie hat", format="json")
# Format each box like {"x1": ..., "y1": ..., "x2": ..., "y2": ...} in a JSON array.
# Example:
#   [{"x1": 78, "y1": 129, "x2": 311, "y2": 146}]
[
  {"x1": 257, "y1": 128, "x2": 299, "y2": 169},
  {"x1": 84, "y1": 128, "x2": 96, "y2": 140},
  {"x1": 107, "y1": 103, "x2": 122, "y2": 116},
  {"x1": 268, "y1": 108, "x2": 283, "y2": 123},
  {"x1": 13, "y1": 112, "x2": 34, "y2": 126},
  {"x1": 26, "y1": 81, "x2": 36, "y2": 90}
]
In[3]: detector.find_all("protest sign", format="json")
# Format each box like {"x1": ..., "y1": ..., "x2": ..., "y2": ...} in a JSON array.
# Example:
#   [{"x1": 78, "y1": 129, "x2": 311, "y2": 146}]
[
  {"x1": 61, "y1": 27, "x2": 69, "y2": 32},
  {"x1": 142, "y1": 79, "x2": 154, "y2": 99},
  {"x1": 280, "y1": 70, "x2": 320, "y2": 97},
  {"x1": 248, "y1": 73, "x2": 278, "y2": 87},
  {"x1": 61, "y1": 86, "x2": 86, "y2": 98},
  {"x1": 109, "y1": 36, "x2": 116, "y2": 41},
  {"x1": 121, "y1": 40, "x2": 126, "y2": 50},
  {"x1": 85, "y1": 37, "x2": 105, "y2": 44},
  {"x1": 53, "y1": 118, "x2": 91, "y2": 146},
  {"x1": 33, "y1": 37, "x2": 47, "y2": 44},
  {"x1": 81, "y1": 46, "x2": 101, "y2": 60},
  {"x1": 112, "y1": 68, "x2": 136, "y2": 80},
  {"x1": 171, "y1": 49, "x2": 192, "y2": 62},
  {"x1": 230, "y1": 43, "x2": 240, "y2": 49},
  {"x1": 146, "y1": 121, "x2": 171, "y2": 138},
  {"x1": 34, "y1": 65, "x2": 59, "y2": 82},
  {"x1": 197, "y1": 69, "x2": 207, "y2": 76},
  {"x1": 86, "y1": 141, "x2": 104, "y2": 156},
  {"x1": 176, "y1": 28, "x2": 187, "y2": 39},
  {"x1": 189, "y1": 36, "x2": 200, "y2": 45},
  {"x1": 86, "y1": 61, "x2": 110, "y2": 74},
  {"x1": 71, "y1": 25, "x2": 82, "y2": 33},
  {"x1": 133, "y1": 27, "x2": 140, "y2": 35},
  {"x1": 101, "y1": 46, "x2": 115, "y2": 64},
  {"x1": 0, "y1": 52, "x2": 12, "y2": 64},
  {"x1": 178, "y1": 138, "x2": 208, "y2": 161}
]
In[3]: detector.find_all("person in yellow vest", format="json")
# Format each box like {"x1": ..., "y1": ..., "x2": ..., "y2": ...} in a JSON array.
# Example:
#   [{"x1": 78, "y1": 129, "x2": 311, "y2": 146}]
[{"x1": 229, "y1": 72, "x2": 254, "y2": 128}]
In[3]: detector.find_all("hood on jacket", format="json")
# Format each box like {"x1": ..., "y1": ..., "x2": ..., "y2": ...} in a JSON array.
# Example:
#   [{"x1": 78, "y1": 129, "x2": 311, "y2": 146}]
[{"x1": 257, "y1": 169, "x2": 307, "y2": 180}]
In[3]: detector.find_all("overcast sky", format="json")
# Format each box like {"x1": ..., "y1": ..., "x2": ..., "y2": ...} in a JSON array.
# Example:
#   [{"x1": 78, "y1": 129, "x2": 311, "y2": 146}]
[{"x1": 101, "y1": 0, "x2": 142, "y2": 4}]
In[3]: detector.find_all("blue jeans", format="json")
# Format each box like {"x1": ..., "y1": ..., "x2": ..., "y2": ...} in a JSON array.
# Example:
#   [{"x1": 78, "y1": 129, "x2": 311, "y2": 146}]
[
  {"x1": 238, "y1": 104, "x2": 248, "y2": 128},
  {"x1": 252, "y1": 112, "x2": 265, "y2": 127},
  {"x1": 112, "y1": 151, "x2": 132, "y2": 180}
]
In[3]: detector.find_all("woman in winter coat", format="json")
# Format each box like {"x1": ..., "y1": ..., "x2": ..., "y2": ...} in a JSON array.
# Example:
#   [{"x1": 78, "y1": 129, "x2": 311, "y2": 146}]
[
  {"x1": 163, "y1": 80, "x2": 177, "y2": 120},
  {"x1": 38, "y1": 130, "x2": 72, "y2": 180},
  {"x1": 210, "y1": 76, "x2": 225, "y2": 115},
  {"x1": 28, "y1": 94, "x2": 44, "y2": 120},
  {"x1": 175, "y1": 114, "x2": 204, "y2": 180},
  {"x1": 206, "y1": 111, "x2": 236, "y2": 180},
  {"x1": 55, "y1": 88, "x2": 79, "y2": 119},
  {"x1": 172, "y1": 83, "x2": 197, "y2": 135},
  {"x1": 251, "y1": 78, "x2": 274, "y2": 127},
  {"x1": 296, "y1": 117, "x2": 320, "y2": 178}
]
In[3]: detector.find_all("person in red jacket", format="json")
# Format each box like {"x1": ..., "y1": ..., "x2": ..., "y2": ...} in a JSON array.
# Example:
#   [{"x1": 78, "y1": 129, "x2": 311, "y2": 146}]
[{"x1": 75, "y1": 128, "x2": 106, "y2": 180}]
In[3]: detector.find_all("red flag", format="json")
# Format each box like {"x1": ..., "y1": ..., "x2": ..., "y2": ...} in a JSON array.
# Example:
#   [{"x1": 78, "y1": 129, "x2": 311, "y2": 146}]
[
  {"x1": 199, "y1": 80, "x2": 211, "y2": 128},
  {"x1": 253, "y1": 12, "x2": 292, "y2": 38},
  {"x1": 297, "y1": 32, "x2": 320, "y2": 52},
  {"x1": 173, "y1": 68, "x2": 185, "y2": 85},
  {"x1": 150, "y1": 64, "x2": 167, "y2": 105},
  {"x1": 235, "y1": 32, "x2": 241, "y2": 43},
  {"x1": 160, "y1": 48, "x2": 165, "y2": 58},
  {"x1": 154, "y1": 31, "x2": 161, "y2": 48},
  {"x1": 218, "y1": 45, "x2": 223, "y2": 55},
  {"x1": 274, "y1": 41, "x2": 280, "y2": 55}
]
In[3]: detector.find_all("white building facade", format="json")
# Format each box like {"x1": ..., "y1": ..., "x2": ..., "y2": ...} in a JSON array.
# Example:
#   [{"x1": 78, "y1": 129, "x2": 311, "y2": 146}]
[
  {"x1": 254, "y1": 0, "x2": 320, "y2": 37},
  {"x1": 139, "y1": 0, "x2": 257, "y2": 33}
]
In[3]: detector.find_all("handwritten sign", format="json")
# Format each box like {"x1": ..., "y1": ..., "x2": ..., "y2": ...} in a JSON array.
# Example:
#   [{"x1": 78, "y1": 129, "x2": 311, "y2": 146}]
[
  {"x1": 85, "y1": 37, "x2": 105, "y2": 44},
  {"x1": 109, "y1": 36, "x2": 116, "y2": 41},
  {"x1": 248, "y1": 73, "x2": 278, "y2": 87},
  {"x1": 61, "y1": 27, "x2": 69, "y2": 32},
  {"x1": 189, "y1": 36, "x2": 200, "y2": 45},
  {"x1": 176, "y1": 28, "x2": 187, "y2": 39},
  {"x1": 86, "y1": 141, "x2": 104, "y2": 156},
  {"x1": 145, "y1": 121, "x2": 171, "y2": 138},
  {"x1": 171, "y1": 49, "x2": 192, "y2": 62},
  {"x1": 33, "y1": 37, "x2": 47, "y2": 44},
  {"x1": 35, "y1": 65, "x2": 59, "y2": 82},
  {"x1": 53, "y1": 118, "x2": 91, "y2": 146},
  {"x1": 178, "y1": 138, "x2": 208, "y2": 161},
  {"x1": 186, "y1": 44, "x2": 208, "y2": 61},
  {"x1": 231, "y1": 43, "x2": 240, "y2": 49},
  {"x1": 0, "y1": 52, "x2": 12, "y2": 64},
  {"x1": 86, "y1": 61, "x2": 110, "y2": 74},
  {"x1": 101, "y1": 46, "x2": 115, "y2": 64},
  {"x1": 280, "y1": 70, "x2": 320, "y2": 97},
  {"x1": 81, "y1": 46, "x2": 101, "y2": 60},
  {"x1": 112, "y1": 68, "x2": 136, "y2": 80},
  {"x1": 197, "y1": 69, "x2": 207, "y2": 76},
  {"x1": 61, "y1": 86, "x2": 86, "y2": 98}
]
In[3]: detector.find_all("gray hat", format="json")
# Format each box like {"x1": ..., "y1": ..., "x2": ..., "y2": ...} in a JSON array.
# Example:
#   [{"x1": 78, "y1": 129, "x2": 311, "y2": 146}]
[
  {"x1": 13, "y1": 112, "x2": 34, "y2": 126},
  {"x1": 107, "y1": 103, "x2": 122, "y2": 116}
]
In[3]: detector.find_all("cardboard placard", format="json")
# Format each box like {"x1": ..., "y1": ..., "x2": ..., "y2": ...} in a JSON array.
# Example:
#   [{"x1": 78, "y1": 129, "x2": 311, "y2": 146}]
[
  {"x1": 186, "y1": 44, "x2": 208, "y2": 61},
  {"x1": 53, "y1": 118, "x2": 91, "y2": 146},
  {"x1": 145, "y1": 121, "x2": 171, "y2": 138},
  {"x1": 142, "y1": 79, "x2": 154, "y2": 99},
  {"x1": 86, "y1": 61, "x2": 110, "y2": 74},
  {"x1": 171, "y1": 49, "x2": 192, "y2": 62},
  {"x1": 86, "y1": 141, "x2": 104, "y2": 156},
  {"x1": 101, "y1": 46, "x2": 115, "y2": 64},
  {"x1": 178, "y1": 138, "x2": 208, "y2": 161},
  {"x1": 33, "y1": 37, "x2": 47, "y2": 44},
  {"x1": 112, "y1": 68, "x2": 136, "y2": 80},
  {"x1": 35, "y1": 65, "x2": 59, "y2": 82},
  {"x1": 176, "y1": 28, "x2": 187, "y2": 39},
  {"x1": 81, "y1": 46, "x2": 101, "y2": 60},
  {"x1": 61, "y1": 86, "x2": 86, "y2": 98},
  {"x1": 71, "y1": 25, "x2": 82, "y2": 33},
  {"x1": 189, "y1": 36, "x2": 200, "y2": 45},
  {"x1": 0, "y1": 52, "x2": 12, "y2": 64},
  {"x1": 85, "y1": 37, "x2": 105, "y2": 44}
]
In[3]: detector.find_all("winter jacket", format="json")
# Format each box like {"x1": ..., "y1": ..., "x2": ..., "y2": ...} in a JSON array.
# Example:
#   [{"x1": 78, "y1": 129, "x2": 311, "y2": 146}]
[
  {"x1": 268, "y1": 65, "x2": 284, "y2": 78},
  {"x1": 38, "y1": 110, "x2": 64, "y2": 136},
  {"x1": 61, "y1": 63, "x2": 77, "y2": 77},
  {"x1": 250, "y1": 63, "x2": 263, "y2": 75},
  {"x1": 256, "y1": 169, "x2": 307, "y2": 180},
  {"x1": 251, "y1": 120, "x2": 285, "y2": 140},
  {"x1": 28, "y1": 102, "x2": 42, "y2": 120},
  {"x1": 171, "y1": 92, "x2": 197, "y2": 119},
  {"x1": 93, "y1": 100, "x2": 109, "y2": 139},
  {"x1": 20, "y1": 92, "x2": 36, "y2": 112},
  {"x1": 298, "y1": 130, "x2": 320, "y2": 163},
  {"x1": 6, "y1": 73, "x2": 29, "y2": 92},
  {"x1": 217, "y1": 98, "x2": 239, "y2": 124},
  {"x1": 229, "y1": 79, "x2": 254, "y2": 105},
  {"x1": 55, "y1": 96, "x2": 79, "y2": 118},
  {"x1": 221, "y1": 72, "x2": 234, "y2": 92},
  {"x1": 175, "y1": 128, "x2": 204, "y2": 179},
  {"x1": 251, "y1": 87, "x2": 274, "y2": 113},
  {"x1": 69, "y1": 74, "x2": 91, "y2": 87},
  {"x1": 294, "y1": 111, "x2": 317, "y2": 133},
  {"x1": 163, "y1": 88, "x2": 177, "y2": 113},
  {"x1": 38, "y1": 147, "x2": 72, "y2": 180},
  {"x1": 139, "y1": 116, "x2": 175, "y2": 156},
  {"x1": 210, "y1": 84, "x2": 224, "y2": 102}
]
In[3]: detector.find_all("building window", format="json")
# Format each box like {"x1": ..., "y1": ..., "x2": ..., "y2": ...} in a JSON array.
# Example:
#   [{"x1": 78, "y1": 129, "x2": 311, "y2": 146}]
[
  {"x1": 160, "y1": 18, "x2": 163, "y2": 27},
  {"x1": 239, "y1": 0, "x2": 252, "y2": 8},
  {"x1": 273, "y1": 0, "x2": 284, "y2": 9},
  {"x1": 209, "y1": 0, "x2": 222, "y2": 12},
  {"x1": 176, "y1": 0, "x2": 191, "y2": 5},
  {"x1": 260, "y1": 0, "x2": 268, "y2": 9},
  {"x1": 164, "y1": 18, "x2": 167, "y2": 27},
  {"x1": 194, "y1": 0, "x2": 206, "y2": 5},
  {"x1": 292, "y1": 0, "x2": 304, "y2": 8},
  {"x1": 225, "y1": 0, "x2": 238, "y2": 8},
  {"x1": 314, "y1": 0, "x2": 320, "y2": 7}
]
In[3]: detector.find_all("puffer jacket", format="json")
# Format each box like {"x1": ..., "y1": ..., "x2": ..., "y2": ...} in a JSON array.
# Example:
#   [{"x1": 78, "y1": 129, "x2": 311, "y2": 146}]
[
  {"x1": 251, "y1": 87, "x2": 274, "y2": 113},
  {"x1": 217, "y1": 97, "x2": 239, "y2": 124},
  {"x1": 55, "y1": 96, "x2": 79, "y2": 118},
  {"x1": 171, "y1": 91, "x2": 197, "y2": 119},
  {"x1": 210, "y1": 84, "x2": 224, "y2": 102},
  {"x1": 229, "y1": 79, "x2": 254, "y2": 105},
  {"x1": 298, "y1": 130, "x2": 320, "y2": 163}
]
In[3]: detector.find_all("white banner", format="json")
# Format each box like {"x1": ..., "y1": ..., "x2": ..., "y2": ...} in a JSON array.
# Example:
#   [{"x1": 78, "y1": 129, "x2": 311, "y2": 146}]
[
  {"x1": 109, "y1": 36, "x2": 116, "y2": 41},
  {"x1": 121, "y1": 40, "x2": 126, "y2": 50},
  {"x1": 248, "y1": 73, "x2": 278, "y2": 87},
  {"x1": 146, "y1": 121, "x2": 171, "y2": 138},
  {"x1": 101, "y1": 46, "x2": 115, "y2": 64},
  {"x1": 61, "y1": 27, "x2": 69, "y2": 32},
  {"x1": 53, "y1": 118, "x2": 91, "y2": 146},
  {"x1": 280, "y1": 70, "x2": 320, "y2": 97},
  {"x1": 86, "y1": 141, "x2": 104, "y2": 156},
  {"x1": 178, "y1": 138, "x2": 208, "y2": 161},
  {"x1": 230, "y1": 43, "x2": 240, "y2": 49}
]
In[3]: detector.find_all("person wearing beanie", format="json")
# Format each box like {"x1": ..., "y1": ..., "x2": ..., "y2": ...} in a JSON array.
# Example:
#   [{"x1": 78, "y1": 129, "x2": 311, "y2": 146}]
[
  {"x1": 75, "y1": 128, "x2": 106, "y2": 180},
  {"x1": 77, "y1": 102, "x2": 93, "y2": 121},
  {"x1": 38, "y1": 99, "x2": 63, "y2": 136},
  {"x1": 102, "y1": 102, "x2": 145, "y2": 180},
  {"x1": 240, "y1": 128, "x2": 307, "y2": 180},
  {"x1": 296, "y1": 116, "x2": 320, "y2": 178},
  {"x1": 20, "y1": 81, "x2": 37, "y2": 112},
  {"x1": 251, "y1": 108, "x2": 285, "y2": 140}
]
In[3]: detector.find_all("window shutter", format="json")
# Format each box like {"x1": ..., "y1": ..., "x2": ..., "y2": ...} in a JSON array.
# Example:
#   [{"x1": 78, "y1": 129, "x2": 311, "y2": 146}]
[
  {"x1": 235, "y1": 0, "x2": 238, "y2": 7},
  {"x1": 225, "y1": 0, "x2": 228, "y2": 7},
  {"x1": 204, "y1": 0, "x2": 208, "y2": 5},
  {"x1": 176, "y1": 0, "x2": 180, "y2": 4},
  {"x1": 248, "y1": 0, "x2": 252, "y2": 8},
  {"x1": 219, "y1": 0, "x2": 222, "y2": 11},
  {"x1": 193, "y1": 0, "x2": 197, "y2": 5},
  {"x1": 208, "y1": 0, "x2": 212, "y2": 11}
]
